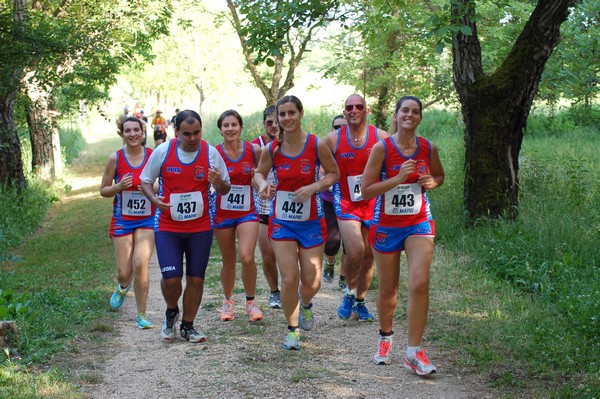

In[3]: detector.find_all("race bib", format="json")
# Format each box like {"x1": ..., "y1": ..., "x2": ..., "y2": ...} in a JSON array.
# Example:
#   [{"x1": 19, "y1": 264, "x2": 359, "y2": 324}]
[
  {"x1": 170, "y1": 191, "x2": 203, "y2": 221},
  {"x1": 347, "y1": 174, "x2": 363, "y2": 202},
  {"x1": 275, "y1": 190, "x2": 311, "y2": 221},
  {"x1": 220, "y1": 184, "x2": 251, "y2": 211},
  {"x1": 122, "y1": 190, "x2": 151, "y2": 217},
  {"x1": 384, "y1": 183, "x2": 422, "y2": 215}
]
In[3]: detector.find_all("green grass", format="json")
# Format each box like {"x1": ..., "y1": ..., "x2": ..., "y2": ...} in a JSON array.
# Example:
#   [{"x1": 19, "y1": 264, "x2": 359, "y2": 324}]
[{"x1": 0, "y1": 108, "x2": 599, "y2": 398}]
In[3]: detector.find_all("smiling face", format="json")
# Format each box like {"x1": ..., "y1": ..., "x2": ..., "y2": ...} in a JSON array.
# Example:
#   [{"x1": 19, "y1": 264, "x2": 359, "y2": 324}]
[
  {"x1": 220, "y1": 115, "x2": 242, "y2": 143},
  {"x1": 343, "y1": 95, "x2": 367, "y2": 128},
  {"x1": 277, "y1": 101, "x2": 303, "y2": 134},
  {"x1": 394, "y1": 99, "x2": 422, "y2": 132},
  {"x1": 122, "y1": 120, "x2": 144, "y2": 146},
  {"x1": 177, "y1": 119, "x2": 202, "y2": 152}
]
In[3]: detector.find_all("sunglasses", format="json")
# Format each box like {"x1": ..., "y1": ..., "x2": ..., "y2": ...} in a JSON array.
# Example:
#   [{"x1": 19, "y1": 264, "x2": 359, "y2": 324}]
[
  {"x1": 333, "y1": 125, "x2": 341, "y2": 130},
  {"x1": 345, "y1": 104, "x2": 365, "y2": 112},
  {"x1": 265, "y1": 120, "x2": 277, "y2": 127}
]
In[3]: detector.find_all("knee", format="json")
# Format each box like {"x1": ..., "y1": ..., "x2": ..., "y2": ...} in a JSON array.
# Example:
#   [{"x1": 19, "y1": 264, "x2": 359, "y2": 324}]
[
  {"x1": 239, "y1": 252, "x2": 255, "y2": 268},
  {"x1": 409, "y1": 278, "x2": 429, "y2": 298}
]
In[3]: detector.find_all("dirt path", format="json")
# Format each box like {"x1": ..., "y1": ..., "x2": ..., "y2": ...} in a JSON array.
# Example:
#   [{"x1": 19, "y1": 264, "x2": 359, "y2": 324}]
[
  {"x1": 69, "y1": 123, "x2": 497, "y2": 398},
  {"x1": 77, "y1": 249, "x2": 497, "y2": 399}
]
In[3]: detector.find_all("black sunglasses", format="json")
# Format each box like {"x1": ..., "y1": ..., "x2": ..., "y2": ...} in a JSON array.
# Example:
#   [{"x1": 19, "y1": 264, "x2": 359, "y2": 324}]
[
  {"x1": 345, "y1": 104, "x2": 365, "y2": 112},
  {"x1": 333, "y1": 125, "x2": 341, "y2": 130}
]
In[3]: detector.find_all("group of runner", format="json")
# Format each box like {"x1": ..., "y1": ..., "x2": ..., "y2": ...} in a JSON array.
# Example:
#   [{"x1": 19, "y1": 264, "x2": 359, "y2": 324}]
[{"x1": 100, "y1": 93, "x2": 444, "y2": 376}]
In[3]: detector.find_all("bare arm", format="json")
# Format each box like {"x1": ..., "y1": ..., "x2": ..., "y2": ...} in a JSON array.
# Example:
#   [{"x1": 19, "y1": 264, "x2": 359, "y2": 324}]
[
  {"x1": 253, "y1": 145, "x2": 274, "y2": 199},
  {"x1": 418, "y1": 143, "x2": 445, "y2": 191},
  {"x1": 100, "y1": 153, "x2": 132, "y2": 198},
  {"x1": 294, "y1": 139, "x2": 340, "y2": 202},
  {"x1": 360, "y1": 141, "x2": 415, "y2": 200}
]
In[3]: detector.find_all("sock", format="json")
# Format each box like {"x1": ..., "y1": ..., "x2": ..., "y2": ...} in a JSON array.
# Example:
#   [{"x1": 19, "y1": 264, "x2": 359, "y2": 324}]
[
  {"x1": 287, "y1": 325, "x2": 299, "y2": 332},
  {"x1": 356, "y1": 298, "x2": 365, "y2": 303},
  {"x1": 347, "y1": 289, "x2": 357, "y2": 297},
  {"x1": 325, "y1": 258, "x2": 335, "y2": 266},
  {"x1": 166, "y1": 306, "x2": 179, "y2": 315},
  {"x1": 379, "y1": 330, "x2": 394, "y2": 337},
  {"x1": 181, "y1": 320, "x2": 193, "y2": 330},
  {"x1": 271, "y1": 290, "x2": 280, "y2": 294},
  {"x1": 406, "y1": 346, "x2": 420, "y2": 359},
  {"x1": 300, "y1": 301, "x2": 313, "y2": 309},
  {"x1": 119, "y1": 284, "x2": 128, "y2": 290},
  {"x1": 246, "y1": 296, "x2": 255, "y2": 301},
  {"x1": 339, "y1": 276, "x2": 346, "y2": 281}
]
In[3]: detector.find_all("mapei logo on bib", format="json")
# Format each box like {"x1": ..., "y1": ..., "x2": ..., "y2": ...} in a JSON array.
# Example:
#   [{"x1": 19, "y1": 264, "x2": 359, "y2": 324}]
[{"x1": 194, "y1": 166, "x2": 205, "y2": 181}]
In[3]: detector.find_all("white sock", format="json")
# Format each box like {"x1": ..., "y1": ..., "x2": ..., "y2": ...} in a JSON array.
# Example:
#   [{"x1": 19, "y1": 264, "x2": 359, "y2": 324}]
[
  {"x1": 406, "y1": 346, "x2": 420, "y2": 359},
  {"x1": 347, "y1": 288, "x2": 357, "y2": 297}
]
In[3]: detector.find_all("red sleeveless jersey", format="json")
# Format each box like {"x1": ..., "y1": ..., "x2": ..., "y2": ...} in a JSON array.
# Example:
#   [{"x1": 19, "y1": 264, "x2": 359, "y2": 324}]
[
  {"x1": 157, "y1": 138, "x2": 212, "y2": 232},
  {"x1": 113, "y1": 147, "x2": 155, "y2": 221},
  {"x1": 372, "y1": 136, "x2": 433, "y2": 228},
  {"x1": 215, "y1": 141, "x2": 256, "y2": 219},
  {"x1": 332, "y1": 125, "x2": 380, "y2": 219},
  {"x1": 269, "y1": 134, "x2": 323, "y2": 222}
]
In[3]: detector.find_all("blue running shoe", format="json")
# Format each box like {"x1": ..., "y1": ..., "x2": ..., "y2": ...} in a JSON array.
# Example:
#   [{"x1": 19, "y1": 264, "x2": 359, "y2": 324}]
[
  {"x1": 352, "y1": 301, "x2": 374, "y2": 322},
  {"x1": 110, "y1": 284, "x2": 130, "y2": 310},
  {"x1": 298, "y1": 305, "x2": 314, "y2": 331},
  {"x1": 337, "y1": 293, "x2": 355, "y2": 319},
  {"x1": 282, "y1": 329, "x2": 300, "y2": 350},
  {"x1": 136, "y1": 313, "x2": 153, "y2": 329}
]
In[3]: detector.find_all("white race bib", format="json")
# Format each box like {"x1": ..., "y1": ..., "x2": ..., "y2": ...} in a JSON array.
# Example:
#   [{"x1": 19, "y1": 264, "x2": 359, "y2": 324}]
[
  {"x1": 275, "y1": 190, "x2": 311, "y2": 221},
  {"x1": 122, "y1": 191, "x2": 151, "y2": 217},
  {"x1": 170, "y1": 191, "x2": 203, "y2": 221},
  {"x1": 347, "y1": 174, "x2": 363, "y2": 202},
  {"x1": 220, "y1": 184, "x2": 251, "y2": 211},
  {"x1": 384, "y1": 183, "x2": 422, "y2": 215}
]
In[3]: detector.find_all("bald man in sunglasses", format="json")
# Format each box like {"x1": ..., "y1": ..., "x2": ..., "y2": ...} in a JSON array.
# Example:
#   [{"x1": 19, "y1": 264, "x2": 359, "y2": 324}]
[{"x1": 325, "y1": 94, "x2": 388, "y2": 323}]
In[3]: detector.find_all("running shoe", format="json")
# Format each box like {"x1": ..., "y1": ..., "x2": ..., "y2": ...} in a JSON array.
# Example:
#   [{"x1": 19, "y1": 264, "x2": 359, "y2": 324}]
[
  {"x1": 221, "y1": 299, "x2": 234, "y2": 321},
  {"x1": 404, "y1": 349, "x2": 437, "y2": 375},
  {"x1": 245, "y1": 299, "x2": 264, "y2": 321},
  {"x1": 160, "y1": 309, "x2": 179, "y2": 340},
  {"x1": 180, "y1": 326, "x2": 206, "y2": 343},
  {"x1": 282, "y1": 329, "x2": 300, "y2": 350},
  {"x1": 136, "y1": 312, "x2": 153, "y2": 329},
  {"x1": 323, "y1": 260, "x2": 334, "y2": 283},
  {"x1": 352, "y1": 301, "x2": 374, "y2": 322},
  {"x1": 373, "y1": 335, "x2": 393, "y2": 365},
  {"x1": 337, "y1": 293, "x2": 355, "y2": 319},
  {"x1": 338, "y1": 277, "x2": 348, "y2": 292},
  {"x1": 268, "y1": 291, "x2": 281, "y2": 309},
  {"x1": 298, "y1": 305, "x2": 314, "y2": 331},
  {"x1": 109, "y1": 284, "x2": 130, "y2": 310}
]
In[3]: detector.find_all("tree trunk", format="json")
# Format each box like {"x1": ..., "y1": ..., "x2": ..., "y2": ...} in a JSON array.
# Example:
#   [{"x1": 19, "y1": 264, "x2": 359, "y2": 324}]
[
  {"x1": 0, "y1": 97, "x2": 25, "y2": 190},
  {"x1": 452, "y1": 0, "x2": 576, "y2": 221},
  {"x1": 0, "y1": 0, "x2": 27, "y2": 190},
  {"x1": 25, "y1": 76, "x2": 55, "y2": 180}
]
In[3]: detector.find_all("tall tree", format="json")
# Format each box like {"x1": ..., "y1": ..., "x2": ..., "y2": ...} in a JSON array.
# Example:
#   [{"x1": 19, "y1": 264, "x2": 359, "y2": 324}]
[
  {"x1": 323, "y1": 0, "x2": 454, "y2": 129},
  {"x1": 224, "y1": 0, "x2": 342, "y2": 106},
  {"x1": 21, "y1": 1, "x2": 171, "y2": 180},
  {"x1": 0, "y1": 0, "x2": 28, "y2": 190},
  {"x1": 451, "y1": 0, "x2": 578, "y2": 221}
]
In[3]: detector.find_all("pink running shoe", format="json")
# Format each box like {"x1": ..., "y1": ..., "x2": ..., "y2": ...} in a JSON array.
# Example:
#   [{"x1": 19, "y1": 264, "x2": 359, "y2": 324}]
[
  {"x1": 221, "y1": 299, "x2": 234, "y2": 321},
  {"x1": 373, "y1": 335, "x2": 393, "y2": 365},
  {"x1": 404, "y1": 349, "x2": 437, "y2": 375},
  {"x1": 245, "y1": 299, "x2": 264, "y2": 322}
]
